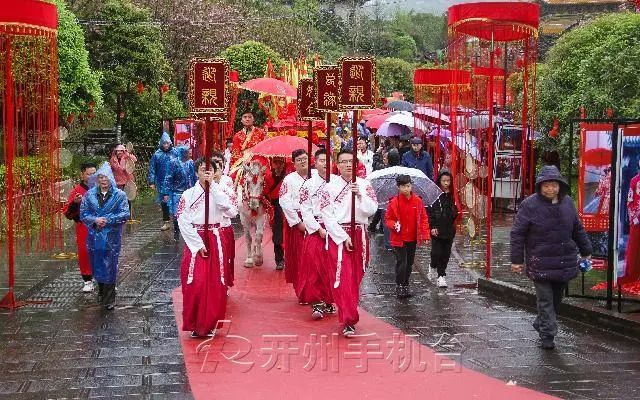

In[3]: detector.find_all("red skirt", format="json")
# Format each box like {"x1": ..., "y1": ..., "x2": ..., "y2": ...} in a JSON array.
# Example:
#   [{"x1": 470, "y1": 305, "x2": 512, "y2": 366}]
[
  {"x1": 75, "y1": 222, "x2": 92, "y2": 277},
  {"x1": 180, "y1": 230, "x2": 227, "y2": 336},
  {"x1": 219, "y1": 225, "x2": 235, "y2": 287},
  {"x1": 621, "y1": 225, "x2": 640, "y2": 284},
  {"x1": 298, "y1": 231, "x2": 333, "y2": 305},
  {"x1": 323, "y1": 225, "x2": 369, "y2": 326},
  {"x1": 284, "y1": 223, "x2": 306, "y2": 292}
]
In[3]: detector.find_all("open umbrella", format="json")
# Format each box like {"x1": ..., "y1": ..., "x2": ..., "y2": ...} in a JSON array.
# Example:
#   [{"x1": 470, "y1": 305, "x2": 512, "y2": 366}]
[
  {"x1": 385, "y1": 111, "x2": 429, "y2": 132},
  {"x1": 249, "y1": 135, "x2": 318, "y2": 158},
  {"x1": 368, "y1": 166, "x2": 442, "y2": 208},
  {"x1": 386, "y1": 100, "x2": 414, "y2": 112},
  {"x1": 240, "y1": 78, "x2": 297, "y2": 98},
  {"x1": 365, "y1": 112, "x2": 391, "y2": 130},
  {"x1": 377, "y1": 122, "x2": 409, "y2": 137},
  {"x1": 361, "y1": 108, "x2": 387, "y2": 119}
]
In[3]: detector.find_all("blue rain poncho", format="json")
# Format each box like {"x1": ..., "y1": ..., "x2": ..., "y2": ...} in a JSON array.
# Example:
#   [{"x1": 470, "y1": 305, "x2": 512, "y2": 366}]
[
  {"x1": 81, "y1": 163, "x2": 131, "y2": 284},
  {"x1": 148, "y1": 132, "x2": 178, "y2": 203},
  {"x1": 163, "y1": 145, "x2": 196, "y2": 215}
]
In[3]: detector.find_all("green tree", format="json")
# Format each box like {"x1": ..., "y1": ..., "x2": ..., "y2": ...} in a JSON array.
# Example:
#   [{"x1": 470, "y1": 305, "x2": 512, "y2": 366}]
[
  {"x1": 220, "y1": 40, "x2": 285, "y2": 82},
  {"x1": 53, "y1": 0, "x2": 102, "y2": 121},
  {"x1": 86, "y1": 0, "x2": 171, "y2": 109},
  {"x1": 536, "y1": 13, "x2": 640, "y2": 168},
  {"x1": 122, "y1": 90, "x2": 185, "y2": 144},
  {"x1": 376, "y1": 57, "x2": 415, "y2": 101}
]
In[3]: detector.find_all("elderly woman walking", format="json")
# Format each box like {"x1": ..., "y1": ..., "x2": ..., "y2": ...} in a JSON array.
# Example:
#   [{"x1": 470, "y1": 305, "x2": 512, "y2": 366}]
[{"x1": 510, "y1": 165, "x2": 592, "y2": 350}]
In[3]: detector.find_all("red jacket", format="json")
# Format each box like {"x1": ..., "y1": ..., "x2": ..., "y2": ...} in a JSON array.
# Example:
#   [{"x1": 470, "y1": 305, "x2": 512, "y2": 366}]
[
  {"x1": 385, "y1": 193, "x2": 430, "y2": 247},
  {"x1": 263, "y1": 169, "x2": 286, "y2": 201}
]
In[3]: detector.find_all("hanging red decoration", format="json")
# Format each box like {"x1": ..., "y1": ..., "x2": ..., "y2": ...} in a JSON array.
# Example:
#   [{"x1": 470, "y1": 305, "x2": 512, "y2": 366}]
[
  {"x1": 136, "y1": 81, "x2": 144, "y2": 94},
  {"x1": 67, "y1": 113, "x2": 75, "y2": 124},
  {"x1": 493, "y1": 46, "x2": 502, "y2": 58},
  {"x1": 0, "y1": 0, "x2": 61, "y2": 309},
  {"x1": 549, "y1": 118, "x2": 559, "y2": 138},
  {"x1": 580, "y1": 106, "x2": 587, "y2": 119},
  {"x1": 160, "y1": 84, "x2": 169, "y2": 94},
  {"x1": 88, "y1": 100, "x2": 95, "y2": 108},
  {"x1": 606, "y1": 107, "x2": 614, "y2": 118}
]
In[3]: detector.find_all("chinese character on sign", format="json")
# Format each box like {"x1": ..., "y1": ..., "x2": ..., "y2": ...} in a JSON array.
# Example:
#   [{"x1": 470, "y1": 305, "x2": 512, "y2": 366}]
[
  {"x1": 202, "y1": 66, "x2": 217, "y2": 83},
  {"x1": 324, "y1": 92, "x2": 337, "y2": 108},
  {"x1": 348, "y1": 86, "x2": 365, "y2": 103},
  {"x1": 326, "y1": 73, "x2": 337, "y2": 87},
  {"x1": 306, "y1": 85, "x2": 313, "y2": 98},
  {"x1": 201, "y1": 88, "x2": 218, "y2": 106},
  {"x1": 349, "y1": 64, "x2": 364, "y2": 80}
]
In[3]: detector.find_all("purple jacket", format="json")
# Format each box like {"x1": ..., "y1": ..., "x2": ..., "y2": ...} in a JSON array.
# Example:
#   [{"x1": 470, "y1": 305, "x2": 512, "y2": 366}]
[{"x1": 510, "y1": 166, "x2": 592, "y2": 283}]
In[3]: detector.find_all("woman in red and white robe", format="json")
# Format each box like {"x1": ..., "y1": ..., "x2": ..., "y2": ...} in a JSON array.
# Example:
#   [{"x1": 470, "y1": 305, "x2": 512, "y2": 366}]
[{"x1": 177, "y1": 159, "x2": 236, "y2": 338}]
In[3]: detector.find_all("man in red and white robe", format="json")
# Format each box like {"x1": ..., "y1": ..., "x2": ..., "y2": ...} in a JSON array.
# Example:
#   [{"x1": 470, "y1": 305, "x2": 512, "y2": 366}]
[
  {"x1": 212, "y1": 152, "x2": 239, "y2": 288},
  {"x1": 318, "y1": 149, "x2": 378, "y2": 337},
  {"x1": 299, "y1": 149, "x2": 339, "y2": 319},
  {"x1": 279, "y1": 149, "x2": 315, "y2": 299},
  {"x1": 177, "y1": 158, "x2": 236, "y2": 338}
]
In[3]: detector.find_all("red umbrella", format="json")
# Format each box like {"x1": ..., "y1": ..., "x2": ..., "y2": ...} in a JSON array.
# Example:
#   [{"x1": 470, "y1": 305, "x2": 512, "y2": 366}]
[
  {"x1": 240, "y1": 78, "x2": 297, "y2": 98},
  {"x1": 583, "y1": 148, "x2": 611, "y2": 166},
  {"x1": 250, "y1": 135, "x2": 318, "y2": 158},
  {"x1": 361, "y1": 108, "x2": 387, "y2": 120},
  {"x1": 365, "y1": 112, "x2": 391, "y2": 130}
]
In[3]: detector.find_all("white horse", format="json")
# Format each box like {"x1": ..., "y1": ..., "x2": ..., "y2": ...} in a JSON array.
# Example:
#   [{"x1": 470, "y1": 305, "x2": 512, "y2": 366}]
[{"x1": 238, "y1": 160, "x2": 267, "y2": 268}]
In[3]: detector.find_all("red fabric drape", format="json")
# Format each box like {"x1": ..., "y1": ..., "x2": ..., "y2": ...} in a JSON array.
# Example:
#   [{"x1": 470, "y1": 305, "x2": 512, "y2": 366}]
[
  {"x1": 448, "y1": 2, "x2": 539, "y2": 42},
  {"x1": 414, "y1": 69, "x2": 471, "y2": 86},
  {"x1": 0, "y1": 0, "x2": 58, "y2": 31}
]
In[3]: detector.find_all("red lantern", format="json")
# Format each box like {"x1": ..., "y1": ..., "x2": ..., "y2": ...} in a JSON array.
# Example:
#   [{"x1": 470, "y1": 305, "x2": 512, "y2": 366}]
[
  {"x1": 67, "y1": 113, "x2": 75, "y2": 124},
  {"x1": 549, "y1": 118, "x2": 559, "y2": 138},
  {"x1": 88, "y1": 100, "x2": 95, "y2": 108},
  {"x1": 160, "y1": 84, "x2": 169, "y2": 94},
  {"x1": 230, "y1": 70, "x2": 239, "y2": 83},
  {"x1": 606, "y1": 107, "x2": 614, "y2": 118},
  {"x1": 580, "y1": 106, "x2": 586, "y2": 119},
  {"x1": 136, "y1": 81, "x2": 144, "y2": 95}
]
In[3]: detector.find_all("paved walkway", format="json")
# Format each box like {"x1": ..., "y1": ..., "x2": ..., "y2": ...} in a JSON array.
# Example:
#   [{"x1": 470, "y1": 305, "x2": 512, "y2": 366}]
[{"x1": 0, "y1": 204, "x2": 639, "y2": 399}]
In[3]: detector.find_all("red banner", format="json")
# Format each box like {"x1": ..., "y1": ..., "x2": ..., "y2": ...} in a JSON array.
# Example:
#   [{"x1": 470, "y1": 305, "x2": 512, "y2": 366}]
[
  {"x1": 188, "y1": 58, "x2": 229, "y2": 119},
  {"x1": 297, "y1": 78, "x2": 322, "y2": 121},
  {"x1": 338, "y1": 57, "x2": 376, "y2": 110},
  {"x1": 314, "y1": 65, "x2": 340, "y2": 112}
]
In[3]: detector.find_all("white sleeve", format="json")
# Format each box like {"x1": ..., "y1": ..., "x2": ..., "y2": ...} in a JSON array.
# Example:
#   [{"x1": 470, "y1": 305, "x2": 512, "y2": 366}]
[
  {"x1": 279, "y1": 176, "x2": 302, "y2": 227},
  {"x1": 300, "y1": 181, "x2": 320, "y2": 234},
  {"x1": 357, "y1": 180, "x2": 378, "y2": 218},
  {"x1": 319, "y1": 187, "x2": 349, "y2": 244},
  {"x1": 177, "y1": 193, "x2": 205, "y2": 254},
  {"x1": 213, "y1": 182, "x2": 238, "y2": 219}
]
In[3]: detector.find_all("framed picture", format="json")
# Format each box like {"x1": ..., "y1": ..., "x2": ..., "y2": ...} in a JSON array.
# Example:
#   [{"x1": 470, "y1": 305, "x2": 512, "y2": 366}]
[
  {"x1": 496, "y1": 124, "x2": 523, "y2": 153},
  {"x1": 494, "y1": 155, "x2": 521, "y2": 181}
]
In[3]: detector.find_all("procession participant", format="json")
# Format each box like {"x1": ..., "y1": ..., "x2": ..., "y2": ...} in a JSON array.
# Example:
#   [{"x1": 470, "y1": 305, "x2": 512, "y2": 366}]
[
  {"x1": 279, "y1": 149, "x2": 315, "y2": 297},
  {"x1": 230, "y1": 109, "x2": 266, "y2": 171},
  {"x1": 263, "y1": 157, "x2": 287, "y2": 270},
  {"x1": 223, "y1": 138, "x2": 233, "y2": 176},
  {"x1": 211, "y1": 151, "x2": 239, "y2": 287},
  {"x1": 148, "y1": 132, "x2": 177, "y2": 231},
  {"x1": 299, "y1": 149, "x2": 338, "y2": 320},
  {"x1": 110, "y1": 144, "x2": 137, "y2": 213},
  {"x1": 318, "y1": 150, "x2": 378, "y2": 337},
  {"x1": 177, "y1": 158, "x2": 235, "y2": 338},
  {"x1": 64, "y1": 162, "x2": 97, "y2": 292},
  {"x1": 163, "y1": 146, "x2": 196, "y2": 241},
  {"x1": 80, "y1": 163, "x2": 130, "y2": 310}
]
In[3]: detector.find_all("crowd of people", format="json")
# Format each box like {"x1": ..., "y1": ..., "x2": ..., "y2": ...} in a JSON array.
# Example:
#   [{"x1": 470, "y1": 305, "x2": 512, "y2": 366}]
[{"x1": 61, "y1": 108, "x2": 594, "y2": 350}]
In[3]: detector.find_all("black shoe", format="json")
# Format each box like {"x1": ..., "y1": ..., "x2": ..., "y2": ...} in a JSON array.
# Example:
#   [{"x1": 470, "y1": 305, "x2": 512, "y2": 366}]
[
  {"x1": 311, "y1": 304, "x2": 324, "y2": 320},
  {"x1": 342, "y1": 325, "x2": 356, "y2": 337},
  {"x1": 323, "y1": 303, "x2": 337, "y2": 314},
  {"x1": 540, "y1": 338, "x2": 555, "y2": 350},
  {"x1": 275, "y1": 260, "x2": 284, "y2": 270}
]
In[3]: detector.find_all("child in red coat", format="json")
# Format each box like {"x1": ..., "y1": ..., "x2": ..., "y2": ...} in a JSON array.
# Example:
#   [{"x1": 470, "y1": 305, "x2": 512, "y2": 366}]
[{"x1": 385, "y1": 175, "x2": 430, "y2": 298}]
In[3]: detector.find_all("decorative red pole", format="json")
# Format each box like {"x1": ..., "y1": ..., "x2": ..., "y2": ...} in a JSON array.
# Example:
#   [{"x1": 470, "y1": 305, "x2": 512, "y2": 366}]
[
  {"x1": 326, "y1": 113, "x2": 331, "y2": 182},
  {"x1": 351, "y1": 111, "x2": 359, "y2": 267},
  {"x1": 486, "y1": 38, "x2": 495, "y2": 280},
  {"x1": 307, "y1": 121, "x2": 313, "y2": 178}
]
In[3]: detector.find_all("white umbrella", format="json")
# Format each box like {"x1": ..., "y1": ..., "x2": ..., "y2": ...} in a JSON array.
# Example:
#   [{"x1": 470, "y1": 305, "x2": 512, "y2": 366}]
[
  {"x1": 385, "y1": 111, "x2": 429, "y2": 132},
  {"x1": 368, "y1": 166, "x2": 442, "y2": 208},
  {"x1": 414, "y1": 106, "x2": 451, "y2": 124}
]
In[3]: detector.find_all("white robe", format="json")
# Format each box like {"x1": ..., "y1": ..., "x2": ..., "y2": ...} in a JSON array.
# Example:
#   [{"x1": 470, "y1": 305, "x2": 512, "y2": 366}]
[
  {"x1": 299, "y1": 173, "x2": 340, "y2": 235},
  {"x1": 279, "y1": 170, "x2": 318, "y2": 227},
  {"x1": 215, "y1": 174, "x2": 238, "y2": 228},
  {"x1": 318, "y1": 176, "x2": 378, "y2": 245}
]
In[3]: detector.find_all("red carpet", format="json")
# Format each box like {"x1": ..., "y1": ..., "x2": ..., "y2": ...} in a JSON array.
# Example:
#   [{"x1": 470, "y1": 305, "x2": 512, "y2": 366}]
[{"x1": 172, "y1": 227, "x2": 556, "y2": 400}]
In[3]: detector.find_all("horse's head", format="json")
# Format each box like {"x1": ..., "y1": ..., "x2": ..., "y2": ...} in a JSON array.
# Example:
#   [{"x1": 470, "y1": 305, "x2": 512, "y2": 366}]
[{"x1": 243, "y1": 160, "x2": 266, "y2": 211}]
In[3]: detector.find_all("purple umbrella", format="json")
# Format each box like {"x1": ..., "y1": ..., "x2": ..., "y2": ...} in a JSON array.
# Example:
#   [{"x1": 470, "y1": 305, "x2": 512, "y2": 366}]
[{"x1": 377, "y1": 122, "x2": 411, "y2": 137}]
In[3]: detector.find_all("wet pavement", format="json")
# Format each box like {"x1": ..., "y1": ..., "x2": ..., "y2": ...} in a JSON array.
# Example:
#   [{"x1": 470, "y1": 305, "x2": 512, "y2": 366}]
[{"x1": 1, "y1": 203, "x2": 640, "y2": 399}]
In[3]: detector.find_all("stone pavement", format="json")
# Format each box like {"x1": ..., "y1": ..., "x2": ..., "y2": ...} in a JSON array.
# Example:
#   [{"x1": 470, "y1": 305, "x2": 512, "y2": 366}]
[{"x1": 1, "y1": 204, "x2": 640, "y2": 399}]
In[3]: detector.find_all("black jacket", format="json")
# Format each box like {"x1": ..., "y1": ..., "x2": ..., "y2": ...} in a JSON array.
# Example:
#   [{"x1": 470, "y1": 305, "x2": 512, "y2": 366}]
[{"x1": 427, "y1": 191, "x2": 458, "y2": 239}]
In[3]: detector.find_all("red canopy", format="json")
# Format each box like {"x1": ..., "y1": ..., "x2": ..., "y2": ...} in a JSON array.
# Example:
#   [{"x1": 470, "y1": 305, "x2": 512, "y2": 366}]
[
  {"x1": 414, "y1": 69, "x2": 472, "y2": 87},
  {"x1": 472, "y1": 66, "x2": 507, "y2": 78},
  {"x1": 0, "y1": 0, "x2": 57, "y2": 33},
  {"x1": 448, "y1": 2, "x2": 539, "y2": 42}
]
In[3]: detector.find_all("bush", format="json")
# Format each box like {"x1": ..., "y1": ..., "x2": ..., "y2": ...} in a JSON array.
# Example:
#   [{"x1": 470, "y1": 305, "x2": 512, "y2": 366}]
[
  {"x1": 220, "y1": 40, "x2": 285, "y2": 82},
  {"x1": 122, "y1": 89, "x2": 186, "y2": 145}
]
